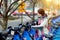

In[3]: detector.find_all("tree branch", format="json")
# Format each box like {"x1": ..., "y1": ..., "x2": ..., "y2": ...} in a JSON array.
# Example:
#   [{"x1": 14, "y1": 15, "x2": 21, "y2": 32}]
[
  {"x1": 8, "y1": 0, "x2": 19, "y2": 9},
  {"x1": 0, "y1": 0, "x2": 3, "y2": 16},
  {"x1": 5, "y1": 0, "x2": 19, "y2": 15},
  {"x1": 0, "y1": 20, "x2": 3, "y2": 26},
  {"x1": 0, "y1": 0, "x2": 1, "y2": 7},
  {"x1": 8, "y1": 0, "x2": 33, "y2": 20},
  {"x1": 0, "y1": 12, "x2": 4, "y2": 17},
  {"x1": 8, "y1": 0, "x2": 27, "y2": 17},
  {"x1": 2, "y1": 0, "x2": 8, "y2": 17},
  {"x1": 0, "y1": 12, "x2": 2, "y2": 15},
  {"x1": 25, "y1": 11, "x2": 33, "y2": 20}
]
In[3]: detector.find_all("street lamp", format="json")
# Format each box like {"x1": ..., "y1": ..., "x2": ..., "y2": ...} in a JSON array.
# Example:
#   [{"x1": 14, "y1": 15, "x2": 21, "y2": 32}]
[{"x1": 18, "y1": 0, "x2": 25, "y2": 24}]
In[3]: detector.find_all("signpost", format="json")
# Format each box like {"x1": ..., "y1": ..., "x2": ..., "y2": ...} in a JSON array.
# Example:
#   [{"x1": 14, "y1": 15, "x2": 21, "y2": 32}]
[{"x1": 18, "y1": 0, "x2": 25, "y2": 24}]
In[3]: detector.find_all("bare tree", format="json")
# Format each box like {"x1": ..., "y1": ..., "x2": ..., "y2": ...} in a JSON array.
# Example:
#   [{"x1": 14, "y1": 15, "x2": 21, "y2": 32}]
[
  {"x1": 0, "y1": 0, "x2": 40, "y2": 30},
  {"x1": 0, "y1": 0, "x2": 27, "y2": 30},
  {"x1": 27, "y1": 0, "x2": 40, "y2": 21}
]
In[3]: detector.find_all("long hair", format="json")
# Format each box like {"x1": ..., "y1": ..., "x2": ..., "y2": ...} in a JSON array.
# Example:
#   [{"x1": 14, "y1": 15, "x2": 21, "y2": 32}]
[{"x1": 38, "y1": 9, "x2": 47, "y2": 16}]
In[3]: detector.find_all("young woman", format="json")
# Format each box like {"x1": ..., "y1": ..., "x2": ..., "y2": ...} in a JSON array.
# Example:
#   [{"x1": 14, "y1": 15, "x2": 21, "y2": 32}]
[
  {"x1": 37, "y1": 9, "x2": 50, "y2": 40},
  {"x1": 38, "y1": 9, "x2": 47, "y2": 25}
]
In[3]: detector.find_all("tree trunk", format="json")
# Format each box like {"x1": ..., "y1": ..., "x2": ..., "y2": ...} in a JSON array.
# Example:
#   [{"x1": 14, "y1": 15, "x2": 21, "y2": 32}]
[
  {"x1": 2, "y1": 17, "x2": 8, "y2": 31},
  {"x1": 33, "y1": 3, "x2": 35, "y2": 21}
]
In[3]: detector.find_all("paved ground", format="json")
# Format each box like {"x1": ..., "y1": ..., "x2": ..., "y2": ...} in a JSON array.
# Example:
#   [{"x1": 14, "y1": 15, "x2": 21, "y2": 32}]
[{"x1": 0, "y1": 15, "x2": 38, "y2": 32}]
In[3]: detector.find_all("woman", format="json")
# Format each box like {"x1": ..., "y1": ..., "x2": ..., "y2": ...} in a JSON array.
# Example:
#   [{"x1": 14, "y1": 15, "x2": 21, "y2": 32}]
[
  {"x1": 34, "y1": 29, "x2": 43, "y2": 40},
  {"x1": 38, "y1": 9, "x2": 47, "y2": 25},
  {"x1": 37, "y1": 9, "x2": 50, "y2": 40}
]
